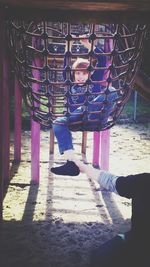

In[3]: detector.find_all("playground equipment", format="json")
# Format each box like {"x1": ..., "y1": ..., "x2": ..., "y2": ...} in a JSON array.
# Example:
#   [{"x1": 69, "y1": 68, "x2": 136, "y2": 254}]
[
  {"x1": 7, "y1": 22, "x2": 147, "y2": 130},
  {"x1": 0, "y1": 1, "x2": 150, "y2": 221},
  {"x1": 7, "y1": 21, "x2": 147, "y2": 180}
]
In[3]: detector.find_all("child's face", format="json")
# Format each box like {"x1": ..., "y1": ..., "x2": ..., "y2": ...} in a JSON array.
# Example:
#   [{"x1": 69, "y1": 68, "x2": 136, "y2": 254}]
[{"x1": 74, "y1": 70, "x2": 89, "y2": 85}]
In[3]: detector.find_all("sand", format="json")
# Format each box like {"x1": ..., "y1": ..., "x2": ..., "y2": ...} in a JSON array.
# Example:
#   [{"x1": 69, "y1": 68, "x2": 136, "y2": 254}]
[{"x1": 1, "y1": 122, "x2": 150, "y2": 267}]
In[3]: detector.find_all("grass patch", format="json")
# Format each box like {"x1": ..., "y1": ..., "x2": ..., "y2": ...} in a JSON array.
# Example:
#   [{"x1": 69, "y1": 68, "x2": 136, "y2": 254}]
[{"x1": 123, "y1": 91, "x2": 150, "y2": 118}]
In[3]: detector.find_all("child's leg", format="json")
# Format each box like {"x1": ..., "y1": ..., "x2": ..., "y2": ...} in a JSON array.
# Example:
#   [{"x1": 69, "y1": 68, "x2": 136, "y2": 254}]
[
  {"x1": 52, "y1": 107, "x2": 83, "y2": 155},
  {"x1": 51, "y1": 111, "x2": 83, "y2": 176},
  {"x1": 52, "y1": 117, "x2": 74, "y2": 155}
]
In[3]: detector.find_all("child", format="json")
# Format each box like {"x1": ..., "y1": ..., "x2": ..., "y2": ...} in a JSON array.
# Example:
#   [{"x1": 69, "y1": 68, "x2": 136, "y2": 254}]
[{"x1": 51, "y1": 42, "x2": 118, "y2": 176}]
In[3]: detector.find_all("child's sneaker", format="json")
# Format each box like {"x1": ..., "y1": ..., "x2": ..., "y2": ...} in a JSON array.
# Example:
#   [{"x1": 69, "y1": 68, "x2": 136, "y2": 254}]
[{"x1": 51, "y1": 160, "x2": 80, "y2": 176}]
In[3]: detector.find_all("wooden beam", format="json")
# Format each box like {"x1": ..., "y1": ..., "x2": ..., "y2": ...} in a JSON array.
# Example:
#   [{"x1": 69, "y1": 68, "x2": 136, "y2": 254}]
[
  {"x1": 0, "y1": 1, "x2": 150, "y2": 23},
  {"x1": 1, "y1": 0, "x2": 150, "y2": 11},
  {"x1": 0, "y1": 6, "x2": 11, "y2": 221}
]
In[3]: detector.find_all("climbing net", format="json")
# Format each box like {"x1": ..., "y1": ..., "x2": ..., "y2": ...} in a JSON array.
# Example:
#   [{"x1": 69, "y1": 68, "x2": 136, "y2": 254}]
[{"x1": 7, "y1": 21, "x2": 147, "y2": 131}]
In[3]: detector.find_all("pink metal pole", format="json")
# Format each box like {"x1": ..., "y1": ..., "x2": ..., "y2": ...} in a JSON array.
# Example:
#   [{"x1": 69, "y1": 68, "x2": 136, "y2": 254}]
[
  {"x1": 14, "y1": 77, "x2": 22, "y2": 162},
  {"x1": 100, "y1": 129, "x2": 110, "y2": 170},
  {"x1": 31, "y1": 52, "x2": 41, "y2": 183},
  {"x1": 31, "y1": 119, "x2": 40, "y2": 183},
  {"x1": 92, "y1": 36, "x2": 112, "y2": 169},
  {"x1": 92, "y1": 132, "x2": 101, "y2": 168},
  {"x1": 97, "y1": 35, "x2": 112, "y2": 171}
]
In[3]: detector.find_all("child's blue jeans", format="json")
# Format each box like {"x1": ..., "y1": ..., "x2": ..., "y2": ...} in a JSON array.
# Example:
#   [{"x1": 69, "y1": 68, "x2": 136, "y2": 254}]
[{"x1": 53, "y1": 88, "x2": 118, "y2": 154}]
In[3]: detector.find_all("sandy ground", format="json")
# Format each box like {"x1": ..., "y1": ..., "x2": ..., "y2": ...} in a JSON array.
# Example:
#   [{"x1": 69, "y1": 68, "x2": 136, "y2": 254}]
[{"x1": 1, "y1": 122, "x2": 150, "y2": 267}]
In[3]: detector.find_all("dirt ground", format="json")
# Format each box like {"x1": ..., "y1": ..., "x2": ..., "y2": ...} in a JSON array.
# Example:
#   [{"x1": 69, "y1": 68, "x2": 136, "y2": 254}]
[{"x1": 1, "y1": 122, "x2": 150, "y2": 267}]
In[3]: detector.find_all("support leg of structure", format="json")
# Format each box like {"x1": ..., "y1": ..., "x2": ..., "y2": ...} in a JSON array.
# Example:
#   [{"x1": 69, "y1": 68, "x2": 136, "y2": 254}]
[
  {"x1": 0, "y1": 6, "x2": 10, "y2": 220},
  {"x1": 14, "y1": 77, "x2": 22, "y2": 162},
  {"x1": 31, "y1": 119, "x2": 40, "y2": 184},
  {"x1": 92, "y1": 132, "x2": 101, "y2": 168},
  {"x1": 81, "y1": 131, "x2": 88, "y2": 163},
  {"x1": 100, "y1": 129, "x2": 110, "y2": 171}
]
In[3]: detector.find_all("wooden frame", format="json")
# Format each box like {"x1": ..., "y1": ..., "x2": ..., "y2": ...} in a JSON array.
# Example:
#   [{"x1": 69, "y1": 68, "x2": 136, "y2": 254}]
[{"x1": 0, "y1": 1, "x2": 150, "y2": 23}]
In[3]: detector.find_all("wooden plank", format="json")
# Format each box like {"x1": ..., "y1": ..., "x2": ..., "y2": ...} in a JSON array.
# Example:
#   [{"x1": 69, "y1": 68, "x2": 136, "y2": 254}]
[
  {"x1": 1, "y1": 0, "x2": 150, "y2": 11},
  {"x1": 0, "y1": 1, "x2": 150, "y2": 23}
]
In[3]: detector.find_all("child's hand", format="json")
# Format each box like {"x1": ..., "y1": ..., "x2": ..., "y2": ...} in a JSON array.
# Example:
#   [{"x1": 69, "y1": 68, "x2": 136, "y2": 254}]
[{"x1": 79, "y1": 34, "x2": 91, "y2": 49}]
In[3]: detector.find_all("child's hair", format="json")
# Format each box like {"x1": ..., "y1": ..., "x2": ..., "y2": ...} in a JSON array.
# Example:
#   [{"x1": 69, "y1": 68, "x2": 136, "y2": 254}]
[
  {"x1": 72, "y1": 58, "x2": 90, "y2": 70},
  {"x1": 71, "y1": 58, "x2": 90, "y2": 81},
  {"x1": 71, "y1": 57, "x2": 97, "y2": 80}
]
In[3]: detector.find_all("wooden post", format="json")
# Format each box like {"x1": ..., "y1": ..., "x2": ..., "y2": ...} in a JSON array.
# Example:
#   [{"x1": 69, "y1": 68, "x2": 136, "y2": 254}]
[
  {"x1": 0, "y1": 6, "x2": 4, "y2": 222},
  {"x1": 1, "y1": 11, "x2": 10, "y2": 184},
  {"x1": 50, "y1": 129, "x2": 54, "y2": 155},
  {"x1": 14, "y1": 77, "x2": 22, "y2": 162},
  {"x1": 81, "y1": 131, "x2": 87, "y2": 155},
  {"x1": 2, "y1": 59, "x2": 10, "y2": 183},
  {"x1": 0, "y1": 6, "x2": 10, "y2": 221},
  {"x1": 81, "y1": 131, "x2": 88, "y2": 163}
]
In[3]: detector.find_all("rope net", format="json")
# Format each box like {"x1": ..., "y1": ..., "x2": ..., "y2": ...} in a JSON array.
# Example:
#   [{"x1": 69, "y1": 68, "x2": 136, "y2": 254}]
[{"x1": 7, "y1": 21, "x2": 147, "y2": 131}]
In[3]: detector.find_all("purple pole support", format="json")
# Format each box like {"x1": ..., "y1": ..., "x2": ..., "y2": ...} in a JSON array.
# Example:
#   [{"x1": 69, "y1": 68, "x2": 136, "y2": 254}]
[
  {"x1": 31, "y1": 53, "x2": 41, "y2": 184},
  {"x1": 92, "y1": 31, "x2": 112, "y2": 169},
  {"x1": 31, "y1": 119, "x2": 40, "y2": 184},
  {"x1": 100, "y1": 129, "x2": 110, "y2": 171},
  {"x1": 92, "y1": 132, "x2": 101, "y2": 168},
  {"x1": 92, "y1": 37, "x2": 112, "y2": 169},
  {"x1": 14, "y1": 77, "x2": 22, "y2": 162}
]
